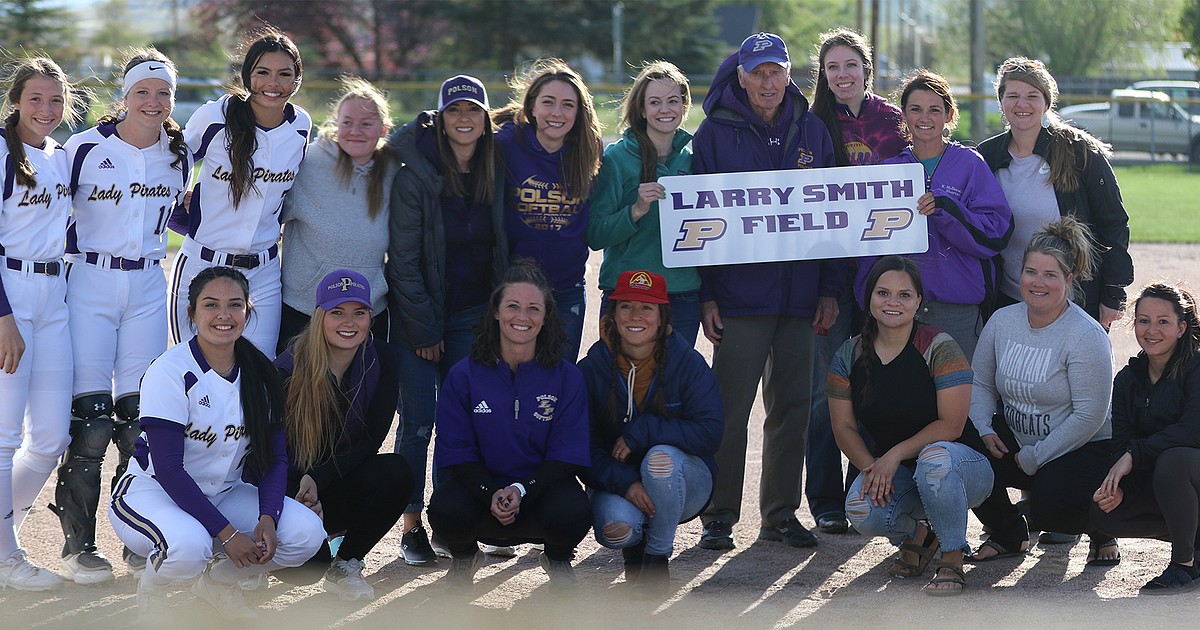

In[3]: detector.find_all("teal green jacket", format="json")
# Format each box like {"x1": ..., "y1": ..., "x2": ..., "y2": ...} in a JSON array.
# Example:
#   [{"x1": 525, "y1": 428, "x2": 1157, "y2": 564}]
[{"x1": 587, "y1": 128, "x2": 699, "y2": 294}]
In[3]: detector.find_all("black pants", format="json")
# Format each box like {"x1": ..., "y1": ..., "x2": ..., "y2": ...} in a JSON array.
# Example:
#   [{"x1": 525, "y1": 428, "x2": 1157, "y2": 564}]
[
  {"x1": 1091, "y1": 447, "x2": 1200, "y2": 565},
  {"x1": 428, "y1": 475, "x2": 592, "y2": 562},
  {"x1": 961, "y1": 418, "x2": 1111, "y2": 551},
  {"x1": 274, "y1": 453, "x2": 411, "y2": 585}
]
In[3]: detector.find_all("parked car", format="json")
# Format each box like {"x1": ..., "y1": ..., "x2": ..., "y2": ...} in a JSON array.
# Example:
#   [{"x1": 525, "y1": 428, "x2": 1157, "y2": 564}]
[
  {"x1": 1059, "y1": 88, "x2": 1200, "y2": 161},
  {"x1": 1129, "y1": 80, "x2": 1200, "y2": 115},
  {"x1": 172, "y1": 78, "x2": 225, "y2": 128}
]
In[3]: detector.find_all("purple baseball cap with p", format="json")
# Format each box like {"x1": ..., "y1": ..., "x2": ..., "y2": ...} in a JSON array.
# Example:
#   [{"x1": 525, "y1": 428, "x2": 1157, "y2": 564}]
[
  {"x1": 438, "y1": 74, "x2": 489, "y2": 111},
  {"x1": 738, "y1": 32, "x2": 790, "y2": 72},
  {"x1": 316, "y1": 269, "x2": 371, "y2": 312}
]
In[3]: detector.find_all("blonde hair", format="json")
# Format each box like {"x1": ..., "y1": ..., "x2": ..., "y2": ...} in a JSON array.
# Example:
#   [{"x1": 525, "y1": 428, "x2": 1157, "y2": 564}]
[
  {"x1": 318, "y1": 76, "x2": 392, "y2": 219},
  {"x1": 1024, "y1": 216, "x2": 1098, "y2": 302},
  {"x1": 284, "y1": 308, "x2": 340, "y2": 472}
]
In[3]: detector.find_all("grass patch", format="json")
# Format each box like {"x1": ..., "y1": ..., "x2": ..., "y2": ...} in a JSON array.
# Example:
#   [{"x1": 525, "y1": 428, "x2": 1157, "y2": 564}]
[{"x1": 1114, "y1": 163, "x2": 1200, "y2": 243}]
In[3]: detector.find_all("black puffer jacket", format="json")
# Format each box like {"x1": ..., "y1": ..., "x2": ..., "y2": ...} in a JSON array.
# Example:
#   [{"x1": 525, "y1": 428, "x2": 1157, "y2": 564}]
[
  {"x1": 978, "y1": 127, "x2": 1133, "y2": 317},
  {"x1": 384, "y1": 112, "x2": 508, "y2": 350}
]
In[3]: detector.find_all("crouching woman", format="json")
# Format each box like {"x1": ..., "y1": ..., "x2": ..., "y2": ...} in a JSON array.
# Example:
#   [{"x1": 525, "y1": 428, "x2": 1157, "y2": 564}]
[
  {"x1": 578, "y1": 270, "x2": 722, "y2": 593},
  {"x1": 829, "y1": 256, "x2": 991, "y2": 595}
]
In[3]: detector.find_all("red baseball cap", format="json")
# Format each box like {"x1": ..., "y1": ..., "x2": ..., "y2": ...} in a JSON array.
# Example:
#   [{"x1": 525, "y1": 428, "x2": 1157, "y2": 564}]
[{"x1": 609, "y1": 270, "x2": 669, "y2": 304}]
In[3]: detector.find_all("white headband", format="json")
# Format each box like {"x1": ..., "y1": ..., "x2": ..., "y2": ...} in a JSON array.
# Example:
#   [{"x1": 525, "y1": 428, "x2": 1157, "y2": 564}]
[{"x1": 122, "y1": 61, "x2": 177, "y2": 96}]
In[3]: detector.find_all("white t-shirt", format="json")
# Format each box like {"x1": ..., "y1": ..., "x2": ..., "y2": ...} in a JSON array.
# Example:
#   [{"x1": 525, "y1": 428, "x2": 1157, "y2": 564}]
[{"x1": 995, "y1": 152, "x2": 1060, "y2": 299}]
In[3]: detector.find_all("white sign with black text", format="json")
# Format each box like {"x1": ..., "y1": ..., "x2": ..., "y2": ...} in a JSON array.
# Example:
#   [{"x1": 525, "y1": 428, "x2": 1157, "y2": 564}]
[{"x1": 657, "y1": 163, "x2": 929, "y2": 268}]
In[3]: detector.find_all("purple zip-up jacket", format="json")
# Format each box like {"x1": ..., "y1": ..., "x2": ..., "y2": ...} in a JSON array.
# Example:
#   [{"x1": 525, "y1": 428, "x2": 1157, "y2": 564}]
[
  {"x1": 692, "y1": 53, "x2": 846, "y2": 317},
  {"x1": 856, "y1": 142, "x2": 1013, "y2": 307}
]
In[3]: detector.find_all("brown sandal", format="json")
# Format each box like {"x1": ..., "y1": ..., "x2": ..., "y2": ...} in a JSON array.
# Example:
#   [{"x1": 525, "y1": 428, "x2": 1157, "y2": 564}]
[
  {"x1": 923, "y1": 563, "x2": 966, "y2": 596},
  {"x1": 890, "y1": 523, "x2": 939, "y2": 578},
  {"x1": 966, "y1": 538, "x2": 1028, "y2": 563}
]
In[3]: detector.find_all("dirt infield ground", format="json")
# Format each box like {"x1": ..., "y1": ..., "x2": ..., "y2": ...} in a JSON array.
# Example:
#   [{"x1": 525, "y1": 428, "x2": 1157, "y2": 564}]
[{"x1": 5, "y1": 244, "x2": 1200, "y2": 628}]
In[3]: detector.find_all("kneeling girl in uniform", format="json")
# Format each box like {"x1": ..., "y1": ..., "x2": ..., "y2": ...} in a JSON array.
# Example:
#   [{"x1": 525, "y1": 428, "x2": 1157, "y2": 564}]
[{"x1": 109, "y1": 267, "x2": 324, "y2": 621}]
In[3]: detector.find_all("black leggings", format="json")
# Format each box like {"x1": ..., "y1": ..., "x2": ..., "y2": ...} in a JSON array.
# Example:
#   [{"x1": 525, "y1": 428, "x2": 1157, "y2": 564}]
[
  {"x1": 317, "y1": 453, "x2": 411, "y2": 562},
  {"x1": 1091, "y1": 447, "x2": 1200, "y2": 565},
  {"x1": 428, "y1": 475, "x2": 591, "y2": 562},
  {"x1": 961, "y1": 419, "x2": 1112, "y2": 551},
  {"x1": 273, "y1": 453, "x2": 411, "y2": 585}
]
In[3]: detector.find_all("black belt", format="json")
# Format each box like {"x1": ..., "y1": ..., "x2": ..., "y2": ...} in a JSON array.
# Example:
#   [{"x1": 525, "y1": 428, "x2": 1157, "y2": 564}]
[
  {"x1": 198, "y1": 243, "x2": 279, "y2": 270},
  {"x1": 5, "y1": 257, "x2": 62, "y2": 276},
  {"x1": 83, "y1": 252, "x2": 157, "y2": 270}
]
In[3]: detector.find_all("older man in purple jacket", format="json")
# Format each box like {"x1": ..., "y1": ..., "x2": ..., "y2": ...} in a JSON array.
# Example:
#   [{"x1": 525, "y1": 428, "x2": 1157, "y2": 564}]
[{"x1": 692, "y1": 32, "x2": 846, "y2": 551}]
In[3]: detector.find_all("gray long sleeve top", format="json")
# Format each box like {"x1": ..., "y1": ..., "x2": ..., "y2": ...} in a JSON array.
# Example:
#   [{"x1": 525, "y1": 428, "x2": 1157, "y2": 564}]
[{"x1": 970, "y1": 301, "x2": 1113, "y2": 475}]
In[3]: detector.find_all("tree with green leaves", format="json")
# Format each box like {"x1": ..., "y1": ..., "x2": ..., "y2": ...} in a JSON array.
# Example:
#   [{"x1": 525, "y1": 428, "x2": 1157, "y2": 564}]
[{"x1": 0, "y1": 0, "x2": 77, "y2": 56}]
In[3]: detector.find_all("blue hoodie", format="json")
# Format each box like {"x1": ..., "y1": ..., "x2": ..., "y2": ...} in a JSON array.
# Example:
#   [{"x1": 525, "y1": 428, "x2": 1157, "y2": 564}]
[
  {"x1": 692, "y1": 53, "x2": 846, "y2": 316},
  {"x1": 577, "y1": 328, "x2": 723, "y2": 502},
  {"x1": 496, "y1": 121, "x2": 591, "y2": 291}
]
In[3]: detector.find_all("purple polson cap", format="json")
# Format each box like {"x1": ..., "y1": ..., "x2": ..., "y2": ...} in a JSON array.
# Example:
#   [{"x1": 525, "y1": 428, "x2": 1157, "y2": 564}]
[
  {"x1": 438, "y1": 74, "x2": 489, "y2": 111},
  {"x1": 316, "y1": 269, "x2": 371, "y2": 312},
  {"x1": 738, "y1": 32, "x2": 790, "y2": 72}
]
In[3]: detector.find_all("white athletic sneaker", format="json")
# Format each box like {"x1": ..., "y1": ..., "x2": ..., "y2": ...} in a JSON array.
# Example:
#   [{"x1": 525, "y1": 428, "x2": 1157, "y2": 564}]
[
  {"x1": 481, "y1": 544, "x2": 518, "y2": 558},
  {"x1": 0, "y1": 549, "x2": 63, "y2": 592},
  {"x1": 62, "y1": 547, "x2": 115, "y2": 585},
  {"x1": 237, "y1": 572, "x2": 269, "y2": 591},
  {"x1": 323, "y1": 558, "x2": 374, "y2": 601},
  {"x1": 191, "y1": 569, "x2": 258, "y2": 620},
  {"x1": 135, "y1": 582, "x2": 171, "y2": 627}
]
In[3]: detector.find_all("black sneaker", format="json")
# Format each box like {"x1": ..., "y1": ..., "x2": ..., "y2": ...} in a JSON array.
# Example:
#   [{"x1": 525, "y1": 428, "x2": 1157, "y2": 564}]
[
  {"x1": 401, "y1": 525, "x2": 438, "y2": 566},
  {"x1": 759, "y1": 517, "x2": 818, "y2": 548},
  {"x1": 442, "y1": 551, "x2": 483, "y2": 592},
  {"x1": 538, "y1": 553, "x2": 580, "y2": 593},
  {"x1": 698, "y1": 520, "x2": 735, "y2": 550},
  {"x1": 816, "y1": 513, "x2": 850, "y2": 535}
]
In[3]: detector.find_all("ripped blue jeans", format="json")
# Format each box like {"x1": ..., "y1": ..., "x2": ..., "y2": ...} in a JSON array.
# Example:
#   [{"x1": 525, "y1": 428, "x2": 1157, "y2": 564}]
[
  {"x1": 845, "y1": 441, "x2": 993, "y2": 554},
  {"x1": 591, "y1": 445, "x2": 712, "y2": 557}
]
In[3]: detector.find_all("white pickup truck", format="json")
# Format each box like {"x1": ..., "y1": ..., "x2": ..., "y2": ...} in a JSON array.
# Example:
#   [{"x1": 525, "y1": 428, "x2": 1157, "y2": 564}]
[{"x1": 1058, "y1": 89, "x2": 1200, "y2": 161}]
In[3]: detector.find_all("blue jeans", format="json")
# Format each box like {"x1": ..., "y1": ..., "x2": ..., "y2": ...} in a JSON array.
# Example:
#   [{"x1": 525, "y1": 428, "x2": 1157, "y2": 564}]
[
  {"x1": 805, "y1": 283, "x2": 861, "y2": 520},
  {"x1": 394, "y1": 303, "x2": 485, "y2": 514},
  {"x1": 591, "y1": 445, "x2": 712, "y2": 556},
  {"x1": 599, "y1": 289, "x2": 701, "y2": 350},
  {"x1": 846, "y1": 441, "x2": 993, "y2": 554},
  {"x1": 555, "y1": 282, "x2": 586, "y2": 363}
]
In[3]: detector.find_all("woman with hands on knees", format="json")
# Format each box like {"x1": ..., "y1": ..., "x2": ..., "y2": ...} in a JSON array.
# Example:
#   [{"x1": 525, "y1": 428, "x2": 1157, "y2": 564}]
[
  {"x1": 964, "y1": 217, "x2": 1116, "y2": 565},
  {"x1": 108, "y1": 267, "x2": 325, "y2": 622},
  {"x1": 275, "y1": 270, "x2": 411, "y2": 600},
  {"x1": 578, "y1": 270, "x2": 723, "y2": 593},
  {"x1": 1091, "y1": 283, "x2": 1200, "y2": 594},
  {"x1": 828, "y1": 256, "x2": 988, "y2": 595}
]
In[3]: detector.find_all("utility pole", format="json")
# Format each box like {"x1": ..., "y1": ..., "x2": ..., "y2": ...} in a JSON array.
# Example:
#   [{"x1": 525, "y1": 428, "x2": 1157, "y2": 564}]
[
  {"x1": 970, "y1": 0, "x2": 986, "y2": 143},
  {"x1": 613, "y1": 2, "x2": 624, "y2": 81}
]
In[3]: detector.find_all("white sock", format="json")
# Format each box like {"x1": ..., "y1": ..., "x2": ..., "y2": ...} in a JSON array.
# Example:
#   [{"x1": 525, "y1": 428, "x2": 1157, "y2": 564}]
[
  {"x1": 0, "y1": 467, "x2": 19, "y2": 558},
  {"x1": 10, "y1": 448, "x2": 57, "y2": 532}
]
